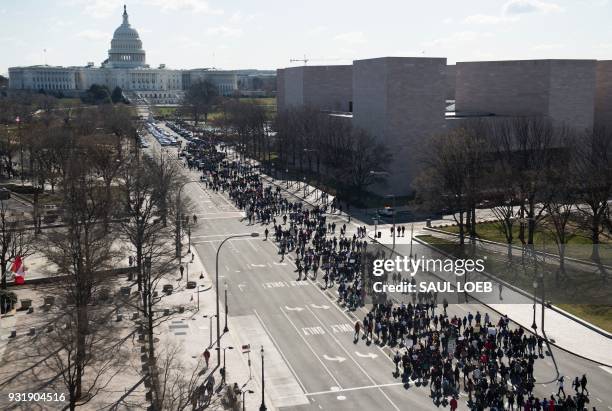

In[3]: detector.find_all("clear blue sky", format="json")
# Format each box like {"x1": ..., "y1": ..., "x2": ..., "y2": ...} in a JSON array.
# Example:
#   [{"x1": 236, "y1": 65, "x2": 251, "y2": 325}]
[{"x1": 1, "y1": 0, "x2": 611, "y2": 75}]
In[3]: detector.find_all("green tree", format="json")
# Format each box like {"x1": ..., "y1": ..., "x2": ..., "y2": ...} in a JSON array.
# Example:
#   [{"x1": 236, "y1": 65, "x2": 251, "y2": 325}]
[{"x1": 111, "y1": 86, "x2": 124, "y2": 104}]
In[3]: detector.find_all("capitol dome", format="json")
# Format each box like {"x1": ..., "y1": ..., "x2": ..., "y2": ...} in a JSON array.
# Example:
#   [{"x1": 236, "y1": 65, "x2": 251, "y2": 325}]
[{"x1": 106, "y1": 5, "x2": 146, "y2": 68}]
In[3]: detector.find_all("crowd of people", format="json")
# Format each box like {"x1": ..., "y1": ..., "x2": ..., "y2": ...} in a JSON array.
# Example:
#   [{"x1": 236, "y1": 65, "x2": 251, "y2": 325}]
[{"x1": 180, "y1": 137, "x2": 595, "y2": 411}]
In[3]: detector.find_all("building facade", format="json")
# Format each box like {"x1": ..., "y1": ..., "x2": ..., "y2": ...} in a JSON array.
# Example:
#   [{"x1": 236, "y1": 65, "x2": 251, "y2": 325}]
[
  {"x1": 352, "y1": 57, "x2": 447, "y2": 195},
  {"x1": 8, "y1": 6, "x2": 237, "y2": 103},
  {"x1": 595, "y1": 60, "x2": 612, "y2": 131},
  {"x1": 455, "y1": 59, "x2": 598, "y2": 130},
  {"x1": 277, "y1": 65, "x2": 353, "y2": 112}
]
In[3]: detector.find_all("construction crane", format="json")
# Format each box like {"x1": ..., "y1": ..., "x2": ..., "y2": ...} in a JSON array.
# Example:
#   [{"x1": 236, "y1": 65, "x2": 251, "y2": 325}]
[
  {"x1": 290, "y1": 55, "x2": 310, "y2": 65},
  {"x1": 289, "y1": 55, "x2": 347, "y2": 66}
]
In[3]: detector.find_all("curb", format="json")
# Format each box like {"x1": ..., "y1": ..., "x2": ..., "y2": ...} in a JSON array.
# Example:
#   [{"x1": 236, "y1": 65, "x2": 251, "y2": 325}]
[
  {"x1": 424, "y1": 226, "x2": 612, "y2": 271},
  {"x1": 420, "y1": 229, "x2": 612, "y2": 339},
  {"x1": 411, "y1": 235, "x2": 612, "y2": 368}
]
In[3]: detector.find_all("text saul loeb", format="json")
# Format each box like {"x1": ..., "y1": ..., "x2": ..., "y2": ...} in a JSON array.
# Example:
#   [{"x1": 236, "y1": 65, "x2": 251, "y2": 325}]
[{"x1": 372, "y1": 280, "x2": 493, "y2": 294}]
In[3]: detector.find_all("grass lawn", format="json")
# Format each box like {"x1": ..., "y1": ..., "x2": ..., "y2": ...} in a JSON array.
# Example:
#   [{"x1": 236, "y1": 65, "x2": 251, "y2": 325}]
[
  {"x1": 56, "y1": 98, "x2": 82, "y2": 107},
  {"x1": 416, "y1": 234, "x2": 612, "y2": 333},
  {"x1": 557, "y1": 304, "x2": 612, "y2": 333},
  {"x1": 239, "y1": 97, "x2": 276, "y2": 107},
  {"x1": 440, "y1": 221, "x2": 612, "y2": 265},
  {"x1": 153, "y1": 106, "x2": 178, "y2": 117}
]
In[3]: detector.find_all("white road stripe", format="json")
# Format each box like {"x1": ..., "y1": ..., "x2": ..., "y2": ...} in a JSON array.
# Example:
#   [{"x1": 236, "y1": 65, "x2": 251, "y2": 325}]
[
  {"x1": 279, "y1": 306, "x2": 344, "y2": 389},
  {"x1": 600, "y1": 366, "x2": 612, "y2": 375},
  {"x1": 305, "y1": 306, "x2": 401, "y2": 411},
  {"x1": 276, "y1": 382, "x2": 405, "y2": 399},
  {"x1": 253, "y1": 309, "x2": 307, "y2": 393}
]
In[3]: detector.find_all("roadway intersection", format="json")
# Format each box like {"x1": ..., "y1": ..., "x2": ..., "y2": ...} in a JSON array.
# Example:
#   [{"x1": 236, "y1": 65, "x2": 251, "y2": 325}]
[{"x1": 141, "y1": 108, "x2": 612, "y2": 410}]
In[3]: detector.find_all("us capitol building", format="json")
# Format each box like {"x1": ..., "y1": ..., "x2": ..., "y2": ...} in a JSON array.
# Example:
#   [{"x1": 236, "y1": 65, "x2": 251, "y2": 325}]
[{"x1": 8, "y1": 5, "x2": 240, "y2": 104}]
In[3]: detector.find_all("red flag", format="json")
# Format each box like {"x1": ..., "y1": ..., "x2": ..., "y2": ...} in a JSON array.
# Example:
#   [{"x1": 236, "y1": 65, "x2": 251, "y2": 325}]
[{"x1": 10, "y1": 256, "x2": 25, "y2": 285}]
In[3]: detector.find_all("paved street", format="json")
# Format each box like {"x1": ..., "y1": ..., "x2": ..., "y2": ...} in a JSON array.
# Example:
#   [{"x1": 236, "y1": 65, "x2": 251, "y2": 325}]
[{"x1": 139, "y1": 108, "x2": 612, "y2": 410}]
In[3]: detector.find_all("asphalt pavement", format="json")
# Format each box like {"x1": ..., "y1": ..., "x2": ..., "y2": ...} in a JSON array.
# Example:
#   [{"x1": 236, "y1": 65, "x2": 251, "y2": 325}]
[{"x1": 143, "y1": 111, "x2": 612, "y2": 410}]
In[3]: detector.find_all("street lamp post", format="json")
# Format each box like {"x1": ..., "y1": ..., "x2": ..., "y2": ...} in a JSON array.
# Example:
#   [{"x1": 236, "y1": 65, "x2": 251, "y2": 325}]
[
  {"x1": 409, "y1": 223, "x2": 414, "y2": 260},
  {"x1": 175, "y1": 180, "x2": 202, "y2": 260},
  {"x1": 259, "y1": 346, "x2": 266, "y2": 411},
  {"x1": 215, "y1": 233, "x2": 259, "y2": 367},
  {"x1": 285, "y1": 169, "x2": 289, "y2": 189},
  {"x1": 242, "y1": 389, "x2": 255, "y2": 411},
  {"x1": 217, "y1": 345, "x2": 234, "y2": 385},
  {"x1": 386, "y1": 194, "x2": 397, "y2": 252},
  {"x1": 532, "y1": 280, "x2": 538, "y2": 334},
  {"x1": 202, "y1": 314, "x2": 216, "y2": 348},
  {"x1": 224, "y1": 282, "x2": 229, "y2": 333}
]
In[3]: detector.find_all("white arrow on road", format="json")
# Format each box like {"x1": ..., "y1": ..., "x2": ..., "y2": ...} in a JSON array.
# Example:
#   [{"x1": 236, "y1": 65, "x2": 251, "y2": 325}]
[
  {"x1": 284, "y1": 306, "x2": 304, "y2": 312},
  {"x1": 238, "y1": 283, "x2": 246, "y2": 292},
  {"x1": 273, "y1": 262, "x2": 287, "y2": 266},
  {"x1": 355, "y1": 351, "x2": 378, "y2": 359},
  {"x1": 310, "y1": 304, "x2": 330, "y2": 310},
  {"x1": 250, "y1": 264, "x2": 266, "y2": 268},
  {"x1": 323, "y1": 355, "x2": 346, "y2": 363}
]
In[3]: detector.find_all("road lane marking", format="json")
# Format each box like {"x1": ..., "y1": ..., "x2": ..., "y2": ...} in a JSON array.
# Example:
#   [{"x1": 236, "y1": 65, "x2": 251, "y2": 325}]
[
  {"x1": 279, "y1": 306, "x2": 343, "y2": 389},
  {"x1": 305, "y1": 305, "x2": 400, "y2": 411},
  {"x1": 304, "y1": 276, "x2": 396, "y2": 366},
  {"x1": 285, "y1": 306, "x2": 304, "y2": 312},
  {"x1": 322, "y1": 355, "x2": 346, "y2": 363},
  {"x1": 252, "y1": 309, "x2": 307, "y2": 393},
  {"x1": 355, "y1": 351, "x2": 378, "y2": 359},
  {"x1": 303, "y1": 326, "x2": 326, "y2": 336},
  {"x1": 600, "y1": 366, "x2": 612, "y2": 375},
  {"x1": 311, "y1": 304, "x2": 330, "y2": 310},
  {"x1": 276, "y1": 382, "x2": 405, "y2": 399},
  {"x1": 330, "y1": 324, "x2": 353, "y2": 333}
]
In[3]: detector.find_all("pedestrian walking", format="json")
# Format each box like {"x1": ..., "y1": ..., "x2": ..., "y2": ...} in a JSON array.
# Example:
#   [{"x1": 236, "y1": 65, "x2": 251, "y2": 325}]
[
  {"x1": 580, "y1": 374, "x2": 589, "y2": 395},
  {"x1": 557, "y1": 376, "x2": 566, "y2": 397},
  {"x1": 203, "y1": 348, "x2": 210, "y2": 368}
]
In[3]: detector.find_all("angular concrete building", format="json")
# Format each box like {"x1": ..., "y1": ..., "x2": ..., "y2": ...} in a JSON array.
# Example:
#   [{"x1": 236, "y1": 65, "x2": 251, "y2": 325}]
[
  {"x1": 455, "y1": 59, "x2": 597, "y2": 131},
  {"x1": 352, "y1": 57, "x2": 447, "y2": 195},
  {"x1": 595, "y1": 61, "x2": 612, "y2": 131},
  {"x1": 276, "y1": 65, "x2": 353, "y2": 112},
  {"x1": 445, "y1": 64, "x2": 456, "y2": 100}
]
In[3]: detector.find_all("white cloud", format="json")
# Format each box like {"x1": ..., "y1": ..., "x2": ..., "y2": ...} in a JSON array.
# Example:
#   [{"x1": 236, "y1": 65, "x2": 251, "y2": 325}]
[
  {"x1": 531, "y1": 43, "x2": 564, "y2": 50},
  {"x1": 77, "y1": 29, "x2": 108, "y2": 41},
  {"x1": 463, "y1": 14, "x2": 518, "y2": 24},
  {"x1": 307, "y1": 26, "x2": 327, "y2": 36},
  {"x1": 206, "y1": 26, "x2": 243, "y2": 37},
  {"x1": 423, "y1": 31, "x2": 493, "y2": 48},
  {"x1": 228, "y1": 11, "x2": 259, "y2": 24},
  {"x1": 334, "y1": 31, "x2": 366, "y2": 45},
  {"x1": 144, "y1": 0, "x2": 223, "y2": 15},
  {"x1": 503, "y1": 0, "x2": 563, "y2": 15},
  {"x1": 60, "y1": 0, "x2": 122, "y2": 18}
]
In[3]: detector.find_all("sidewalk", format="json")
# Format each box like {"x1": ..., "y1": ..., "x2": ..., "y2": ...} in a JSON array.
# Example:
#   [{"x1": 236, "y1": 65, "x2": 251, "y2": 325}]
[
  {"x1": 413, "y1": 236, "x2": 612, "y2": 367},
  {"x1": 236, "y1": 156, "x2": 612, "y2": 366},
  {"x1": 156, "y1": 212, "x2": 275, "y2": 411}
]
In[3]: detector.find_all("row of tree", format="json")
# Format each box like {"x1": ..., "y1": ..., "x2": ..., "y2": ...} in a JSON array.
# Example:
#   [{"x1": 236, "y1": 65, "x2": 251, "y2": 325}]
[
  {"x1": 416, "y1": 117, "x2": 612, "y2": 269},
  {"x1": 0, "y1": 102, "x2": 207, "y2": 409}
]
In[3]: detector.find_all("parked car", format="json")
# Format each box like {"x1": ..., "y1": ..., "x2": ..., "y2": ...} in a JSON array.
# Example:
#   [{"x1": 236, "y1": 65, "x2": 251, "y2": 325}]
[{"x1": 377, "y1": 206, "x2": 395, "y2": 217}]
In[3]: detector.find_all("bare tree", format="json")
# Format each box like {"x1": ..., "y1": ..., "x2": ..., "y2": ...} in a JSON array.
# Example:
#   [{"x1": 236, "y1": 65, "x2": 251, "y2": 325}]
[
  {"x1": 574, "y1": 127, "x2": 612, "y2": 263},
  {"x1": 181, "y1": 80, "x2": 219, "y2": 126},
  {"x1": 0, "y1": 197, "x2": 33, "y2": 291},
  {"x1": 40, "y1": 140, "x2": 118, "y2": 407},
  {"x1": 494, "y1": 117, "x2": 558, "y2": 245}
]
